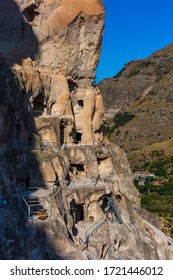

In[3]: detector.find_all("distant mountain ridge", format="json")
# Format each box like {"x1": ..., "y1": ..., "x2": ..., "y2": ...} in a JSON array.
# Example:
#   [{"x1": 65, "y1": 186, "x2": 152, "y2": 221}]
[{"x1": 97, "y1": 43, "x2": 173, "y2": 168}]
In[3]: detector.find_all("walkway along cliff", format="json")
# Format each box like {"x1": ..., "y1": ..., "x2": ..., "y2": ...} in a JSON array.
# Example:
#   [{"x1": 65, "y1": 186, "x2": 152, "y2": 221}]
[{"x1": 0, "y1": 0, "x2": 173, "y2": 259}]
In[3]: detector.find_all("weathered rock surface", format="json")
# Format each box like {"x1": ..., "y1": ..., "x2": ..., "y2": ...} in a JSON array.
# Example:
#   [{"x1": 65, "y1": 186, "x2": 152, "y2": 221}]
[{"x1": 0, "y1": 0, "x2": 173, "y2": 260}]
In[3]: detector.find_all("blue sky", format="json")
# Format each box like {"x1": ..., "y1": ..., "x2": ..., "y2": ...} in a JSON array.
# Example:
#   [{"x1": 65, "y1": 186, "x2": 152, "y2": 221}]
[{"x1": 96, "y1": 0, "x2": 173, "y2": 82}]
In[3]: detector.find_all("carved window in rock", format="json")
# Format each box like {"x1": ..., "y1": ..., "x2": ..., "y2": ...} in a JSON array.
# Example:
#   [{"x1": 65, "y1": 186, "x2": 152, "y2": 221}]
[
  {"x1": 75, "y1": 132, "x2": 82, "y2": 143},
  {"x1": 78, "y1": 100, "x2": 84, "y2": 108},
  {"x1": 70, "y1": 164, "x2": 85, "y2": 177},
  {"x1": 33, "y1": 94, "x2": 45, "y2": 117},
  {"x1": 70, "y1": 128, "x2": 82, "y2": 144},
  {"x1": 60, "y1": 125, "x2": 65, "y2": 145}
]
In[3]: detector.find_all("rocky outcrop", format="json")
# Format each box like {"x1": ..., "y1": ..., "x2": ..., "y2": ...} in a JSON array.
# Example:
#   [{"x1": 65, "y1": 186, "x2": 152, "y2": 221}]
[{"x1": 0, "y1": 0, "x2": 173, "y2": 260}]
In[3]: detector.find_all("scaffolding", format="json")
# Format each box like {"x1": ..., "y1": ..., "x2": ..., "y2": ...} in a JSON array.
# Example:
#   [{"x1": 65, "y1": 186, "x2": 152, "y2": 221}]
[
  {"x1": 20, "y1": 196, "x2": 50, "y2": 220},
  {"x1": 106, "y1": 196, "x2": 123, "y2": 224}
]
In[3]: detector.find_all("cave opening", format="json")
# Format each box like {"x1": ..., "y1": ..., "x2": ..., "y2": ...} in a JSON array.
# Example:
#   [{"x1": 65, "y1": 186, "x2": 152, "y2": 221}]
[
  {"x1": 67, "y1": 80, "x2": 77, "y2": 92},
  {"x1": 33, "y1": 94, "x2": 45, "y2": 116},
  {"x1": 60, "y1": 125, "x2": 65, "y2": 145},
  {"x1": 70, "y1": 127, "x2": 82, "y2": 144},
  {"x1": 70, "y1": 199, "x2": 84, "y2": 224},
  {"x1": 75, "y1": 132, "x2": 82, "y2": 143},
  {"x1": 23, "y1": 5, "x2": 40, "y2": 22},
  {"x1": 70, "y1": 164, "x2": 85, "y2": 177},
  {"x1": 74, "y1": 204, "x2": 84, "y2": 223},
  {"x1": 78, "y1": 100, "x2": 84, "y2": 107}
]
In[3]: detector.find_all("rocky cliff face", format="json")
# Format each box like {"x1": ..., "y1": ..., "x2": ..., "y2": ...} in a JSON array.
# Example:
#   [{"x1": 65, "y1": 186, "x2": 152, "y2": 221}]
[{"x1": 0, "y1": 0, "x2": 173, "y2": 260}]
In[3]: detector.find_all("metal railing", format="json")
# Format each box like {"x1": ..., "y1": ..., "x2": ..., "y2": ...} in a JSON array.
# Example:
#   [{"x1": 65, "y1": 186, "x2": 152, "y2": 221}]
[
  {"x1": 86, "y1": 249, "x2": 98, "y2": 260},
  {"x1": 13, "y1": 139, "x2": 96, "y2": 151},
  {"x1": 13, "y1": 140, "x2": 61, "y2": 151},
  {"x1": 86, "y1": 217, "x2": 106, "y2": 241},
  {"x1": 20, "y1": 196, "x2": 50, "y2": 219},
  {"x1": 33, "y1": 110, "x2": 66, "y2": 118},
  {"x1": 79, "y1": 217, "x2": 106, "y2": 248},
  {"x1": 15, "y1": 181, "x2": 59, "y2": 219},
  {"x1": 107, "y1": 196, "x2": 123, "y2": 224}
]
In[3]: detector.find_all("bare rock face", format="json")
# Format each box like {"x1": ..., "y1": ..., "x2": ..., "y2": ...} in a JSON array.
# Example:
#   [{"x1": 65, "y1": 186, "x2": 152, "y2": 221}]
[
  {"x1": 0, "y1": 0, "x2": 173, "y2": 260},
  {"x1": 1, "y1": 0, "x2": 104, "y2": 80}
]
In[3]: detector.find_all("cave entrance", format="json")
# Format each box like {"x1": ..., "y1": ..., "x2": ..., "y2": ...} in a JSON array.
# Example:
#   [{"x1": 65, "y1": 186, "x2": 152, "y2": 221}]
[
  {"x1": 67, "y1": 80, "x2": 77, "y2": 92},
  {"x1": 74, "y1": 204, "x2": 84, "y2": 223},
  {"x1": 70, "y1": 127, "x2": 82, "y2": 144},
  {"x1": 78, "y1": 100, "x2": 84, "y2": 107},
  {"x1": 75, "y1": 132, "x2": 82, "y2": 143},
  {"x1": 60, "y1": 125, "x2": 65, "y2": 145},
  {"x1": 71, "y1": 164, "x2": 85, "y2": 177},
  {"x1": 33, "y1": 94, "x2": 45, "y2": 117},
  {"x1": 70, "y1": 200, "x2": 84, "y2": 224},
  {"x1": 23, "y1": 5, "x2": 40, "y2": 22},
  {"x1": 60, "y1": 119, "x2": 67, "y2": 145}
]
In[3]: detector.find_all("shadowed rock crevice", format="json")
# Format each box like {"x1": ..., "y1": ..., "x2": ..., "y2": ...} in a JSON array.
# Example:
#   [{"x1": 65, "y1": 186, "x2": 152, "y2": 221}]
[{"x1": 0, "y1": 0, "x2": 39, "y2": 65}]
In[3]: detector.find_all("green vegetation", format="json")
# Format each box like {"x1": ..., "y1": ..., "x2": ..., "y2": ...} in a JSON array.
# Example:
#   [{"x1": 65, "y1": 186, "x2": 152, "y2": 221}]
[
  {"x1": 135, "y1": 177, "x2": 173, "y2": 223},
  {"x1": 133, "y1": 155, "x2": 173, "y2": 224},
  {"x1": 102, "y1": 122, "x2": 113, "y2": 138},
  {"x1": 134, "y1": 156, "x2": 173, "y2": 179},
  {"x1": 113, "y1": 112, "x2": 135, "y2": 129}
]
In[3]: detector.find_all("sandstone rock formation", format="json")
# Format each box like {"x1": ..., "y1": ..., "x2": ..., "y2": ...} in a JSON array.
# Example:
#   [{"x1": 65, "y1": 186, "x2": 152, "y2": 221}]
[{"x1": 0, "y1": 0, "x2": 173, "y2": 260}]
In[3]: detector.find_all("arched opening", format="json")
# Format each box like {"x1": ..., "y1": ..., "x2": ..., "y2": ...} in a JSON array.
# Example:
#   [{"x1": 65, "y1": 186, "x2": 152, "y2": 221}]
[
  {"x1": 70, "y1": 199, "x2": 84, "y2": 224},
  {"x1": 33, "y1": 94, "x2": 45, "y2": 117}
]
